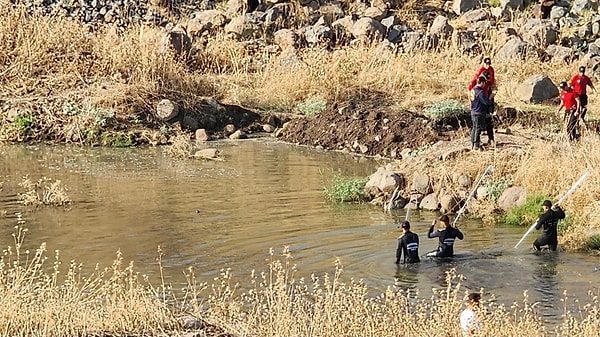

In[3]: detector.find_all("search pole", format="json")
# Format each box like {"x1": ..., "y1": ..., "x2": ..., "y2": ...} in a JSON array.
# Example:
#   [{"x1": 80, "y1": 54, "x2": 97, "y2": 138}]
[
  {"x1": 452, "y1": 165, "x2": 494, "y2": 227},
  {"x1": 514, "y1": 170, "x2": 591, "y2": 249}
]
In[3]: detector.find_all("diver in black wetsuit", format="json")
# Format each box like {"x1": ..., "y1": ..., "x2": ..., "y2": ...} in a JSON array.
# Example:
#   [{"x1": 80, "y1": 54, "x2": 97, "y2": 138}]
[
  {"x1": 396, "y1": 221, "x2": 420, "y2": 264},
  {"x1": 427, "y1": 214, "x2": 464, "y2": 258},
  {"x1": 533, "y1": 200, "x2": 566, "y2": 252}
]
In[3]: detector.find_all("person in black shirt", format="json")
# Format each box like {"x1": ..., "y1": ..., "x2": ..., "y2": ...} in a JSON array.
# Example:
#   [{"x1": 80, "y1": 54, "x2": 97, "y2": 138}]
[
  {"x1": 533, "y1": 200, "x2": 566, "y2": 251},
  {"x1": 396, "y1": 221, "x2": 420, "y2": 264},
  {"x1": 427, "y1": 214, "x2": 464, "y2": 258}
]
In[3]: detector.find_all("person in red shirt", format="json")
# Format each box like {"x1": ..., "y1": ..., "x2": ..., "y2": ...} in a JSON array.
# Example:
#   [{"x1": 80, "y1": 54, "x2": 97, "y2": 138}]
[
  {"x1": 557, "y1": 81, "x2": 581, "y2": 141},
  {"x1": 570, "y1": 66, "x2": 596, "y2": 121},
  {"x1": 468, "y1": 57, "x2": 495, "y2": 92}
]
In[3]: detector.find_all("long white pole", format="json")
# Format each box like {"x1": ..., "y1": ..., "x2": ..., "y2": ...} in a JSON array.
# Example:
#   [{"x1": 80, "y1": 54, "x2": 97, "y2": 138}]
[
  {"x1": 514, "y1": 170, "x2": 591, "y2": 249},
  {"x1": 452, "y1": 165, "x2": 494, "y2": 227}
]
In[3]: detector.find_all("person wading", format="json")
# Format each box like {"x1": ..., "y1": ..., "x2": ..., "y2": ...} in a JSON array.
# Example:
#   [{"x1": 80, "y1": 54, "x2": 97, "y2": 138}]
[
  {"x1": 396, "y1": 220, "x2": 420, "y2": 264},
  {"x1": 427, "y1": 214, "x2": 464, "y2": 258},
  {"x1": 533, "y1": 200, "x2": 566, "y2": 252},
  {"x1": 470, "y1": 76, "x2": 494, "y2": 150}
]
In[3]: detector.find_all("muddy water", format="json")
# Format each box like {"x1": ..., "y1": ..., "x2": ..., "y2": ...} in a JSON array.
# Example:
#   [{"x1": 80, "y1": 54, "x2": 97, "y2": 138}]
[{"x1": 0, "y1": 140, "x2": 598, "y2": 324}]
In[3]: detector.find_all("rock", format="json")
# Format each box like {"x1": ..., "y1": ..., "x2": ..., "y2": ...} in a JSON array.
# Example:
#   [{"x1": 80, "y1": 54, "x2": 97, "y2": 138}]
[
  {"x1": 571, "y1": 0, "x2": 596, "y2": 15},
  {"x1": 411, "y1": 173, "x2": 432, "y2": 195},
  {"x1": 498, "y1": 186, "x2": 527, "y2": 210},
  {"x1": 452, "y1": 0, "x2": 477, "y2": 15},
  {"x1": 194, "y1": 148, "x2": 219, "y2": 159},
  {"x1": 550, "y1": 6, "x2": 567, "y2": 19},
  {"x1": 429, "y1": 15, "x2": 453, "y2": 36},
  {"x1": 363, "y1": 6, "x2": 387, "y2": 21},
  {"x1": 263, "y1": 124, "x2": 275, "y2": 133},
  {"x1": 381, "y1": 15, "x2": 399, "y2": 29},
  {"x1": 156, "y1": 99, "x2": 180, "y2": 122},
  {"x1": 350, "y1": 17, "x2": 386, "y2": 40},
  {"x1": 195, "y1": 129, "x2": 210, "y2": 141},
  {"x1": 319, "y1": 3, "x2": 345, "y2": 23},
  {"x1": 496, "y1": 37, "x2": 530, "y2": 61},
  {"x1": 523, "y1": 22, "x2": 559, "y2": 48},
  {"x1": 160, "y1": 27, "x2": 192, "y2": 56},
  {"x1": 500, "y1": 0, "x2": 524, "y2": 10},
  {"x1": 229, "y1": 130, "x2": 247, "y2": 139},
  {"x1": 365, "y1": 167, "x2": 405, "y2": 195},
  {"x1": 274, "y1": 28, "x2": 298, "y2": 50},
  {"x1": 462, "y1": 9, "x2": 488, "y2": 23},
  {"x1": 226, "y1": 0, "x2": 245, "y2": 16},
  {"x1": 451, "y1": 30, "x2": 478, "y2": 54},
  {"x1": 420, "y1": 193, "x2": 440, "y2": 210},
  {"x1": 515, "y1": 74, "x2": 559, "y2": 103},
  {"x1": 224, "y1": 16, "x2": 260, "y2": 39},
  {"x1": 455, "y1": 173, "x2": 473, "y2": 189},
  {"x1": 545, "y1": 44, "x2": 574, "y2": 63},
  {"x1": 187, "y1": 10, "x2": 227, "y2": 36},
  {"x1": 225, "y1": 124, "x2": 236, "y2": 133},
  {"x1": 304, "y1": 24, "x2": 334, "y2": 45},
  {"x1": 439, "y1": 194, "x2": 461, "y2": 213},
  {"x1": 476, "y1": 186, "x2": 489, "y2": 200},
  {"x1": 181, "y1": 115, "x2": 199, "y2": 131}
]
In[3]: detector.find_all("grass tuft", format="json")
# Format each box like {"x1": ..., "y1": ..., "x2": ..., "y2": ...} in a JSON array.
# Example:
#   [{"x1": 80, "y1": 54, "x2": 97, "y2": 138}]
[
  {"x1": 424, "y1": 99, "x2": 469, "y2": 122},
  {"x1": 324, "y1": 175, "x2": 368, "y2": 203},
  {"x1": 501, "y1": 195, "x2": 547, "y2": 227}
]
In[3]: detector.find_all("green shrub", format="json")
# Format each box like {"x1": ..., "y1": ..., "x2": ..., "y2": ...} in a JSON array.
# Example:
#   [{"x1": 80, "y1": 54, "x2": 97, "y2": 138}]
[
  {"x1": 101, "y1": 132, "x2": 132, "y2": 148},
  {"x1": 297, "y1": 98, "x2": 327, "y2": 116},
  {"x1": 62, "y1": 100, "x2": 115, "y2": 127},
  {"x1": 424, "y1": 99, "x2": 468, "y2": 122},
  {"x1": 14, "y1": 115, "x2": 34, "y2": 131},
  {"x1": 485, "y1": 175, "x2": 513, "y2": 203},
  {"x1": 324, "y1": 175, "x2": 368, "y2": 203},
  {"x1": 558, "y1": 215, "x2": 574, "y2": 236},
  {"x1": 488, "y1": 0, "x2": 501, "y2": 7},
  {"x1": 501, "y1": 195, "x2": 547, "y2": 227},
  {"x1": 588, "y1": 234, "x2": 600, "y2": 250}
]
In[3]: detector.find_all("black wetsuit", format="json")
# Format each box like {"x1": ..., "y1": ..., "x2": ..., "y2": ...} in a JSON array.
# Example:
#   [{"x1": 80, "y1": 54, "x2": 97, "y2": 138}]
[
  {"x1": 533, "y1": 207, "x2": 566, "y2": 251},
  {"x1": 428, "y1": 225, "x2": 464, "y2": 257},
  {"x1": 396, "y1": 231, "x2": 420, "y2": 264}
]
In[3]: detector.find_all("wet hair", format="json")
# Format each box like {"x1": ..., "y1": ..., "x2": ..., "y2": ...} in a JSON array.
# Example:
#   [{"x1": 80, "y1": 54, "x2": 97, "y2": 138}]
[{"x1": 468, "y1": 293, "x2": 481, "y2": 303}]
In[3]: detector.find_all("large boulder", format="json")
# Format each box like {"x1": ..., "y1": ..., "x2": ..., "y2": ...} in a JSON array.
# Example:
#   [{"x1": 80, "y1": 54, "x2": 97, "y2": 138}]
[
  {"x1": 156, "y1": 99, "x2": 180, "y2": 122},
  {"x1": 365, "y1": 168, "x2": 405, "y2": 196},
  {"x1": 350, "y1": 17, "x2": 386, "y2": 40},
  {"x1": 420, "y1": 193, "x2": 440, "y2": 210},
  {"x1": 452, "y1": 0, "x2": 478, "y2": 15},
  {"x1": 515, "y1": 75, "x2": 559, "y2": 103},
  {"x1": 496, "y1": 37, "x2": 530, "y2": 61},
  {"x1": 498, "y1": 186, "x2": 527, "y2": 210},
  {"x1": 411, "y1": 173, "x2": 432, "y2": 195},
  {"x1": 429, "y1": 15, "x2": 453, "y2": 37},
  {"x1": 187, "y1": 10, "x2": 227, "y2": 36},
  {"x1": 439, "y1": 194, "x2": 461, "y2": 213}
]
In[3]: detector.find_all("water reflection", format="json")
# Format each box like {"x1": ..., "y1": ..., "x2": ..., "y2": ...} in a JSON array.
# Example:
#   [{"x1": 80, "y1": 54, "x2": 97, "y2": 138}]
[
  {"x1": 532, "y1": 252, "x2": 559, "y2": 318},
  {"x1": 394, "y1": 263, "x2": 420, "y2": 290}
]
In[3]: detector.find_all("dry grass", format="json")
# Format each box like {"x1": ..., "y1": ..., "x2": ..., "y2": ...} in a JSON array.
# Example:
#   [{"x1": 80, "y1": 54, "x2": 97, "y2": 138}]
[{"x1": 18, "y1": 176, "x2": 71, "y2": 206}]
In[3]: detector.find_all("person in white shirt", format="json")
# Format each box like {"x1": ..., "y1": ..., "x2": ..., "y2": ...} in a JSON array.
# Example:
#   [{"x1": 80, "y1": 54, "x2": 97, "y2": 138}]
[{"x1": 460, "y1": 293, "x2": 481, "y2": 337}]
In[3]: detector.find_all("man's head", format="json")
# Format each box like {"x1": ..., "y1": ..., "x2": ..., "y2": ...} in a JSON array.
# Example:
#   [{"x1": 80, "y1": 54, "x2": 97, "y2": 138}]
[
  {"x1": 483, "y1": 57, "x2": 492, "y2": 68},
  {"x1": 467, "y1": 293, "x2": 481, "y2": 307},
  {"x1": 439, "y1": 214, "x2": 451, "y2": 227},
  {"x1": 560, "y1": 81, "x2": 568, "y2": 90},
  {"x1": 401, "y1": 220, "x2": 411, "y2": 231},
  {"x1": 482, "y1": 70, "x2": 490, "y2": 80},
  {"x1": 477, "y1": 76, "x2": 487, "y2": 86},
  {"x1": 542, "y1": 199, "x2": 552, "y2": 211},
  {"x1": 579, "y1": 66, "x2": 586, "y2": 74}
]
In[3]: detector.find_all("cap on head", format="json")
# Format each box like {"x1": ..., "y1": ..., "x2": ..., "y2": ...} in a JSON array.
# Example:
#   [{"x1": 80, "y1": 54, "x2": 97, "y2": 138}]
[
  {"x1": 559, "y1": 81, "x2": 568, "y2": 89},
  {"x1": 468, "y1": 293, "x2": 481, "y2": 303},
  {"x1": 483, "y1": 57, "x2": 491, "y2": 65},
  {"x1": 579, "y1": 66, "x2": 586, "y2": 73},
  {"x1": 542, "y1": 200, "x2": 552, "y2": 208},
  {"x1": 439, "y1": 214, "x2": 450, "y2": 224},
  {"x1": 401, "y1": 220, "x2": 411, "y2": 229}
]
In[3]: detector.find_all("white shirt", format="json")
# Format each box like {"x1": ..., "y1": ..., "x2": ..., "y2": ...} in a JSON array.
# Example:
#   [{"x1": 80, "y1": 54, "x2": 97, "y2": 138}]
[{"x1": 460, "y1": 308, "x2": 479, "y2": 336}]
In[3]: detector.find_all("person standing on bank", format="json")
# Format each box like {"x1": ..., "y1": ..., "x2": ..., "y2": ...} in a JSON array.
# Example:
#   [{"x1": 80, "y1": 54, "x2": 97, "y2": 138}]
[
  {"x1": 460, "y1": 293, "x2": 482, "y2": 337},
  {"x1": 533, "y1": 200, "x2": 566, "y2": 252},
  {"x1": 570, "y1": 65, "x2": 596, "y2": 122},
  {"x1": 471, "y1": 76, "x2": 495, "y2": 150},
  {"x1": 396, "y1": 220, "x2": 420, "y2": 264},
  {"x1": 427, "y1": 214, "x2": 464, "y2": 258},
  {"x1": 468, "y1": 57, "x2": 495, "y2": 93},
  {"x1": 557, "y1": 81, "x2": 581, "y2": 141}
]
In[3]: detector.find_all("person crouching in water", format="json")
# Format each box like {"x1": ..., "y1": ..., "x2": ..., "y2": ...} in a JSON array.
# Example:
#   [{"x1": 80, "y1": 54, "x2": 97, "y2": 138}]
[
  {"x1": 427, "y1": 214, "x2": 464, "y2": 257},
  {"x1": 396, "y1": 220, "x2": 420, "y2": 264},
  {"x1": 533, "y1": 200, "x2": 565, "y2": 252}
]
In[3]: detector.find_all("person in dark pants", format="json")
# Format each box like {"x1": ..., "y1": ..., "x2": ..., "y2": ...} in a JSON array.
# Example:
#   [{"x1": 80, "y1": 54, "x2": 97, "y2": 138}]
[
  {"x1": 427, "y1": 214, "x2": 464, "y2": 258},
  {"x1": 396, "y1": 221, "x2": 420, "y2": 264},
  {"x1": 470, "y1": 76, "x2": 494, "y2": 150},
  {"x1": 481, "y1": 69, "x2": 495, "y2": 147},
  {"x1": 570, "y1": 66, "x2": 596, "y2": 122},
  {"x1": 533, "y1": 200, "x2": 566, "y2": 252},
  {"x1": 557, "y1": 81, "x2": 581, "y2": 141}
]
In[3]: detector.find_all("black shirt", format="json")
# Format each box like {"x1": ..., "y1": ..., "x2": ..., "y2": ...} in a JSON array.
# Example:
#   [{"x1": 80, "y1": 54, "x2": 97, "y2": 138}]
[
  {"x1": 535, "y1": 207, "x2": 566, "y2": 240},
  {"x1": 396, "y1": 231, "x2": 420, "y2": 264},
  {"x1": 428, "y1": 225, "x2": 464, "y2": 258}
]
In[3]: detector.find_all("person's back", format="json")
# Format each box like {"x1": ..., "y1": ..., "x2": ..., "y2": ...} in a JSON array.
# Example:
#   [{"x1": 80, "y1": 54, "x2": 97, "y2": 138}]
[
  {"x1": 427, "y1": 215, "x2": 464, "y2": 258},
  {"x1": 396, "y1": 221, "x2": 420, "y2": 264}
]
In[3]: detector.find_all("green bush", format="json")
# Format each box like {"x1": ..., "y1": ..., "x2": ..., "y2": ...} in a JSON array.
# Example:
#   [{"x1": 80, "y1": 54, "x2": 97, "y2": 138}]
[
  {"x1": 297, "y1": 98, "x2": 327, "y2": 116},
  {"x1": 588, "y1": 234, "x2": 600, "y2": 250},
  {"x1": 488, "y1": 0, "x2": 501, "y2": 7},
  {"x1": 14, "y1": 115, "x2": 34, "y2": 131},
  {"x1": 424, "y1": 100, "x2": 469, "y2": 122},
  {"x1": 324, "y1": 175, "x2": 368, "y2": 203},
  {"x1": 558, "y1": 215, "x2": 574, "y2": 236},
  {"x1": 485, "y1": 175, "x2": 513, "y2": 203},
  {"x1": 62, "y1": 100, "x2": 115, "y2": 127},
  {"x1": 501, "y1": 195, "x2": 547, "y2": 227}
]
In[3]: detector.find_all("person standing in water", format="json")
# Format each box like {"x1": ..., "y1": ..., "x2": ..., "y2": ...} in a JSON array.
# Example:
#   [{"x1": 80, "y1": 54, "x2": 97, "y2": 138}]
[
  {"x1": 396, "y1": 220, "x2": 420, "y2": 264},
  {"x1": 427, "y1": 214, "x2": 464, "y2": 258}
]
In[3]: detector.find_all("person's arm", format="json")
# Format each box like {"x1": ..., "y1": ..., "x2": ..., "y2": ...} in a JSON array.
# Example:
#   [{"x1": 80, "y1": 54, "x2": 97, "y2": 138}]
[
  {"x1": 476, "y1": 90, "x2": 493, "y2": 106},
  {"x1": 536, "y1": 211, "x2": 552, "y2": 230},
  {"x1": 396, "y1": 237, "x2": 403, "y2": 264},
  {"x1": 553, "y1": 206, "x2": 566, "y2": 220},
  {"x1": 589, "y1": 79, "x2": 596, "y2": 94},
  {"x1": 557, "y1": 99, "x2": 565, "y2": 116},
  {"x1": 428, "y1": 222, "x2": 438, "y2": 238},
  {"x1": 576, "y1": 96, "x2": 582, "y2": 114},
  {"x1": 455, "y1": 228, "x2": 464, "y2": 240}
]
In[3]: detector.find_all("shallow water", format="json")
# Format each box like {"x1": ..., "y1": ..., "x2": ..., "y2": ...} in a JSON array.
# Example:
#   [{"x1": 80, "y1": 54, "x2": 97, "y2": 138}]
[{"x1": 0, "y1": 140, "x2": 598, "y2": 325}]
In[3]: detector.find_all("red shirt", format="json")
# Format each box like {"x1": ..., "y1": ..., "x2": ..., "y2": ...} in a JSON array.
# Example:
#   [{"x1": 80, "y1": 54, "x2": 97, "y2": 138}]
[
  {"x1": 560, "y1": 88, "x2": 578, "y2": 110},
  {"x1": 468, "y1": 66, "x2": 495, "y2": 91},
  {"x1": 570, "y1": 74, "x2": 593, "y2": 95}
]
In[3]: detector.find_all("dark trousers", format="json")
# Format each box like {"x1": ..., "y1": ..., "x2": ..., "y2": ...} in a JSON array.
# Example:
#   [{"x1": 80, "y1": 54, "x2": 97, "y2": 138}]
[
  {"x1": 533, "y1": 235, "x2": 557, "y2": 251},
  {"x1": 580, "y1": 94, "x2": 588, "y2": 121},
  {"x1": 485, "y1": 116, "x2": 494, "y2": 142},
  {"x1": 566, "y1": 113, "x2": 579, "y2": 141},
  {"x1": 471, "y1": 114, "x2": 485, "y2": 148}
]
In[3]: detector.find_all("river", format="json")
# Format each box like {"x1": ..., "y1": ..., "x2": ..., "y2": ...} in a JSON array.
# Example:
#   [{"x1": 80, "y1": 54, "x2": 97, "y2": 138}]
[{"x1": 0, "y1": 140, "x2": 598, "y2": 324}]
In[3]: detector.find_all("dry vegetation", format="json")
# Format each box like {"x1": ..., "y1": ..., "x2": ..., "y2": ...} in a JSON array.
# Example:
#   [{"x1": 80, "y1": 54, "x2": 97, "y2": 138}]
[
  {"x1": 18, "y1": 176, "x2": 71, "y2": 206},
  {"x1": 2, "y1": 231, "x2": 600, "y2": 337}
]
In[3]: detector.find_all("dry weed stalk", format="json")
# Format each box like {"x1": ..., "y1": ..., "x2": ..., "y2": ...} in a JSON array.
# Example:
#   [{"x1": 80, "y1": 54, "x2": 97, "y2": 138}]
[{"x1": 18, "y1": 176, "x2": 71, "y2": 206}]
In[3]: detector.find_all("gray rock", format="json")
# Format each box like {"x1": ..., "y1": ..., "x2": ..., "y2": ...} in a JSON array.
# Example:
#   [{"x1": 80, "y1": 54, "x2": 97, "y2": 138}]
[
  {"x1": 224, "y1": 16, "x2": 260, "y2": 39},
  {"x1": 274, "y1": 29, "x2": 298, "y2": 50},
  {"x1": 455, "y1": 173, "x2": 473, "y2": 189},
  {"x1": 401, "y1": 31, "x2": 426, "y2": 52},
  {"x1": 160, "y1": 27, "x2": 192, "y2": 56},
  {"x1": 545, "y1": 44, "x2": 574, "y2": 63},
  {"x1": 225, "y1": 124, "x2": 236, "y2": 133},
  {"x1": 411, "y1": 173, "x2": 432, "y2": 195},
  {"x1": 439, "y1": 194, "x2": 461, "y2": 213},
  {"x1": 429, "y1": 15, "x2": 453, "y2": 36},
  {"x1": 462, "y1": 9, "x2": 488, "y2": 23},
  {"x1": 550, "y1": 6, "x2": 566, "y2": 19},
  {"x1": 195, "y1": 129, "x2": 210, "y2": 141},
  {"x1": 496, "y1": 37, "x2": 530, "y2": 61},
  {"x1": 420, "y1": 193, "x2": 440, "y2": 210},
  {"x1": 571, "y1": 0, "x2": 596, "y2": 15},
  {"x1": 187, "y1": 10, "x2": 227, "y2": 36},
  {"x1": 365, "y1": 167, "x2": 405, "y2": 195},
  {"x1": 182, "y1": 115, "x2": 199, "y2": 131},
  {"x1": 452, "y1": 0, "x2": 477, "y2": 15},
  {"x1": 156, "y1": 99, "x2": 180, "y2": 122},
  {"x1": 319, "y1": 3, "x2": 345, "y2": 24},
  {"x1": 500, "y1": 0, "x2": 523, "y2": 10},
  {"x1": 515, "y1": 74, "x2": 559, "y2": 103},
  {"x1": 263, "y1": 124, "x2": 275, "y2": 133},
  {"x1": 381, "y1": 15, "x2": 399, "y2": 29},
  {"x1": 498, "y1": 186, "x2": 527, "y2": 210},
  {"x1": 194, "y1": 148, "x2": 219, "y2": 159},
  {"x1": 350, "y1": 17, "x2": 386, "y2": 40},
  {"x1": 305, "y1": 24, "x2": 334, "y2": 45},
  {"x1": 476, "y1": 186, "x2": 489, "y2": 200},
  {"x1": 523, "y1": 23, "x2": 559, "y2": 48},
  {"x1": 452, "y1": 30, "x2": 478, "y2": 54},
  {"x1": 229, "y1": 129, "x2": 247, "y2": 139},
  {"x1": 363, "y1": 6, "x2": 387, "y2": 21}
]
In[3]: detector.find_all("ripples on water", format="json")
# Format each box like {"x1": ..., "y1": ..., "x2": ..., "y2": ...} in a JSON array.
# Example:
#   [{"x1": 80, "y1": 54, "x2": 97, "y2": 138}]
[{"x1": 0, "y1": 141, "x2": 598, "y2": 324}]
